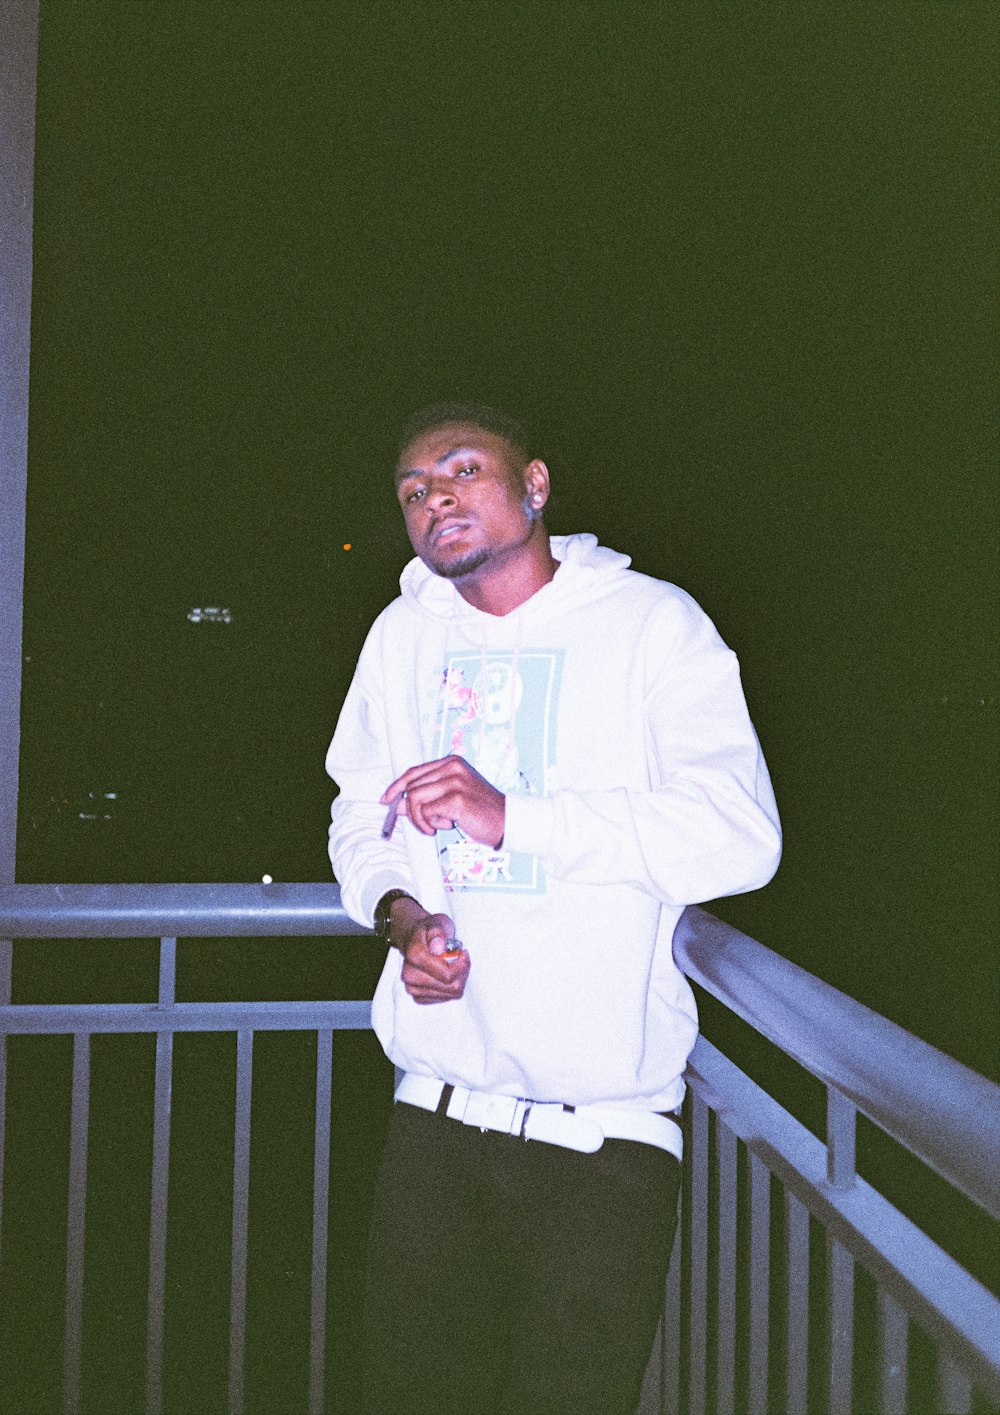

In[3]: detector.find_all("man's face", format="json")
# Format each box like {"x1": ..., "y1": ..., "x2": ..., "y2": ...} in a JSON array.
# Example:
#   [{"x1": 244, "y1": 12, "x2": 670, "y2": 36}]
[{"x1": 395, "y1": 422, "x2": 539, "y2": 581}]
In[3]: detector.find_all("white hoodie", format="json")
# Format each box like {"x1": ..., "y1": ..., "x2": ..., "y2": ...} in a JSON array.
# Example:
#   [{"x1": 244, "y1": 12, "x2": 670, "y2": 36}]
[{"x1": 326, "y1": 534, "x2": 781, "y2": 1111}]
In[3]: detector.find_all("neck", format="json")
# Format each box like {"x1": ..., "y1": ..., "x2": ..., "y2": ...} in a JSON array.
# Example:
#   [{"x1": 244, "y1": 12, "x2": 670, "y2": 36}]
[{"x1": 454, "y1": 529, "x2": 558, "y2": 616}]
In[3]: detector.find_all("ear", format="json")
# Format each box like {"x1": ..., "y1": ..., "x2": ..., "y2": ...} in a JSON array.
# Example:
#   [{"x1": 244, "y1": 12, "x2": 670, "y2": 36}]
[{"x1": 523, "y1": 458, "x2": 551, "y2": 511}]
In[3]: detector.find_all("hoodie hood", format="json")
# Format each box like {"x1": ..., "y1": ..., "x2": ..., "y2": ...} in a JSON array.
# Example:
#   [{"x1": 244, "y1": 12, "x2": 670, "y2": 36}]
[{"x1": 398, "y1": 534, "x2": 634, "y2": 626}]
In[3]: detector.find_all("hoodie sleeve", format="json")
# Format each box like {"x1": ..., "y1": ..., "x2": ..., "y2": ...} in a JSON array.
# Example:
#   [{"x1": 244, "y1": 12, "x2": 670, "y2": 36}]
[
  {"x1": 325, "y1": 639, "x2": 417, "y2": 929},
  {"x1": 502, "y1": 595, "x2": 782, "y2": 907}
]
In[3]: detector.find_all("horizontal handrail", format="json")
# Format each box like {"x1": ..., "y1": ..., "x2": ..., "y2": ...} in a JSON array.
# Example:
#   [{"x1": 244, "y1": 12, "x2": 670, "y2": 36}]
[
  {"x1": 0, "y1": 999, "x2": 373, "y2": 1035},
  {"x1": 674, "y1": 905, "x2": 1000, "y2": 1223},
  {"x1": 2, "y1": 886, "x2": 997, "y2": 1227},
  {"x1": 0, "y1": 881, "x2": 370, "y2": 937}
]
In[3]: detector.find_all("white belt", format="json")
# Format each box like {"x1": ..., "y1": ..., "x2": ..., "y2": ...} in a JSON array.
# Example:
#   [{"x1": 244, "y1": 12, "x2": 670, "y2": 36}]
[{"x1": 394, "y1": 1072, "x2": 683, "y2": 1162}]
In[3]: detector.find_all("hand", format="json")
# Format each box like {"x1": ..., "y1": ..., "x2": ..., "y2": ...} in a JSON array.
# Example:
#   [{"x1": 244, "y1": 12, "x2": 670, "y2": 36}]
[
  {"x1": 381, "y1": 755, "x2": 505, "y2": 848},
  {"x1": 391, "y1": 898, "x2": 471, "y2": 1005}
]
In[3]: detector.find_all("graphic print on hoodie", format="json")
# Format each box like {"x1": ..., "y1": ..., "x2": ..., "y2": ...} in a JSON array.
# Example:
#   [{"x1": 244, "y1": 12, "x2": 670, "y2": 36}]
[{"x1": 433, "y1": 649, "x2": 564, "y2": 893}]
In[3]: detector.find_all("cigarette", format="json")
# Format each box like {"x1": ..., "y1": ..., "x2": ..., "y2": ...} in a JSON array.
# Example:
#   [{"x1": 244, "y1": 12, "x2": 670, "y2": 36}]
[{"x1": 381, "y1": 794, "x2": 401, "y2": 840}]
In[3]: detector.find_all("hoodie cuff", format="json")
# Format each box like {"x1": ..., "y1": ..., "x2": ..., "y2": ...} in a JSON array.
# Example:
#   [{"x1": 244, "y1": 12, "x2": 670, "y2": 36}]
[
  {"x1": 357, "y1": 870, "x2": 417, "y2": 930},
  {"x1": 502, "y1": 794, "x2": 557, "y2": 859}
]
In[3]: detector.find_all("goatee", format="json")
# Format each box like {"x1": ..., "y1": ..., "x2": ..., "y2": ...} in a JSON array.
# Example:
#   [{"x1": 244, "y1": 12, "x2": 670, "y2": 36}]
[{"x1": 429, "y1": 547, "x2": 491, "y2": 580}]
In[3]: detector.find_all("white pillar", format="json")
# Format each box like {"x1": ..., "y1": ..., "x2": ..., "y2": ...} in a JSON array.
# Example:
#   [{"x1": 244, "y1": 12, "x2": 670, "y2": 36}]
[{"x1": 0, "y1": 0, "x2": 40, "y2": 883}]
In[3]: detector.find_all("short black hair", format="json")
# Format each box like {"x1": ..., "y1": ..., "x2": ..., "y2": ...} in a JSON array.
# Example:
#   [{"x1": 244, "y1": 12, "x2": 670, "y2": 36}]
[{"x1": 396, "y1": 401, "x2": 536, "y2": 464}]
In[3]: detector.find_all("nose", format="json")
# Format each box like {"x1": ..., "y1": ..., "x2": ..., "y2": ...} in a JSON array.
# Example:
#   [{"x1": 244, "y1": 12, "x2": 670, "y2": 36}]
[{"x1": 426, "y1": 478, "x2": 458, "y2": 511}]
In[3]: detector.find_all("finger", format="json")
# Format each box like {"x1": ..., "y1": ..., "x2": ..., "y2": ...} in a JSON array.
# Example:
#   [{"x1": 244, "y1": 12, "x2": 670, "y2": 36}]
[
  {"x1": 403, "y1": 948, "x2": 468, "y2": 991},
  {"x1": 424, "y1": 926, "x2": 451, "y2": 956},
  {"x1": 388, "y1": 792, "x2": 450, "y2": 835},
  {"x1": 402, "y1": 946, "x2": 452, "y2": 982},
  {"x1": 390, "y1": 782, "x2": 442, "y2": 836},
  {"x1": 404, "y1": 955, "x2": 458, "y2": 987},
  {"x1": 403, "y1": 791, "x2": 437, "y2": 836},
  {"x1": 379, "y1": 773, "x2": 411, "y2": 807},
  {"x1": 405, "y1": 977, "x2": 468, "y2": 1003},
  {"x1": 403, "y1": 977, "x2": 465, "y2": 1003},
  {"x1": 381, "y1": 754, "x2": 477, "y2": 808},
  {"x1": 424, "y1": 917, "x2": 462, "y2": 948},
  {"x1": 404, "y1": 968, "x2": 462, "y2": 993},
  {"x1": 389, "y1": 793, "x2": 438, "y2": 836},
  {"x1": 401, "y1": 781, "x2": 465, "y2": 836},
  {"x1": 404, "y1": 780, "x2": 461, "y2": 835},
  {"x1": 413, "y1": 957, "x2": 470, "y2": 992},
  {"x1": 423, "y1": 917, "x2": 460, "y2": 955},
  {"x1": 380, "y1": 758, "x2": 456, "y2": 806}
]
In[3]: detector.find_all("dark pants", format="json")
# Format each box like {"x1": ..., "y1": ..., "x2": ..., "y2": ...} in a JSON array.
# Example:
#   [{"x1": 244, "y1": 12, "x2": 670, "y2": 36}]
[{"x1": 364, "y1": 1099, "x2": 681, "y2": 1415}]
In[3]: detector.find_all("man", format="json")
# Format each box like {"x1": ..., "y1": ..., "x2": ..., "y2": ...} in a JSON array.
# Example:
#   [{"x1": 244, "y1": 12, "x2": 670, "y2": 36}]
[{"x1": 326, "y1": 402, "x2": 781, "y2": 1415}]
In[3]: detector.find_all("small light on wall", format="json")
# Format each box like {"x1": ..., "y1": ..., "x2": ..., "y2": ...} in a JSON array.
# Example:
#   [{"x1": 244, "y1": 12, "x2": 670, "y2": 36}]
[
  {"x1": 342, "y1": 543, "x2": 352, "y2": 551},
  {"x1": 188, "y1": 607, "x2": 232, "y2": 624},
  {"x1": 262, "y1": 874, "x2": 273, "y2": 884}
]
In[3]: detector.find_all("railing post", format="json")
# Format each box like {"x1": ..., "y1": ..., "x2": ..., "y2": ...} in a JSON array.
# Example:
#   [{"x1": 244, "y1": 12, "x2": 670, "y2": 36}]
[
  {"x1": 825, "y1": 1084, "x2": 857, "y2": 1410},
  {"x1": 308, "y1": 1028, "x2": 334, "y2": 1415},
  {"x1": 747, "y1": 1151, "x2": 770, "y2": 1415},
  {"x1": 826, "y1": 1089, "x2": 856, "y2": 1189},
  {"x1": 228, "y1": 1029, "x2": 254, "y2": 1415},
  {"x1": 784, "y1": 1190, "x2": 810, "y2": 1415},
  {"x1": 687, "y1": 1092, "x2": 709, "y2": 1415},
  {"x1": 878, "y1": 1290, "x2": 909, "y2": 1414},
  {"x1": 64, "y1": 1032, "x2": 92, "y2": 1415},
  {"x1": 938, "y1": 1355, "x2": 973, "y2": 1415},
  {"x1": 715, "y1": 1118, "x2": 738, "y2": 1415},
  {"x1": 146, "y1": 937, "x2": 176, "y2": 1415},
  {"x1": 662, "y1": 1200, "x2": 682, "y2": 1415},
  {"x1": 0, "y1": 936, "x2": 11, "y2": 1288},
  {"x1": 827, "y1": 1238, "x2": 855, "y2": 1415}
]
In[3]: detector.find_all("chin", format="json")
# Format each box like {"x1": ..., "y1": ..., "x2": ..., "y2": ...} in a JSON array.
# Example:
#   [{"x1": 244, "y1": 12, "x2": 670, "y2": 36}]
[{"x1": 427, "y1": 547, "x2": 491, "y2": 580}]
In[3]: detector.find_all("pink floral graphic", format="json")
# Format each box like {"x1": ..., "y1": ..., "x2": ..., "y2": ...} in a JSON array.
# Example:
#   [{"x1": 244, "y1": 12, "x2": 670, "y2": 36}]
[{"x1": 439, "y1": 667, "x2": 480, "y2": 752}]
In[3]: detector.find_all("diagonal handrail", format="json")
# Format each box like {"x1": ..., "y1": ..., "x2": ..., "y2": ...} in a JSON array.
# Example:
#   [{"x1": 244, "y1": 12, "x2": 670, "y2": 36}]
[{"x1": 673, "y1": 905, "x2": 1000, "y2": 1222}]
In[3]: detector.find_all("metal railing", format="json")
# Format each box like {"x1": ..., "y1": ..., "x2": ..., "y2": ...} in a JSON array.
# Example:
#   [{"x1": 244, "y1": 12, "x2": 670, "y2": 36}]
[
  {"x1": 1, "y1": 884, "x2": 998, "y2": 1415},
  {"x1": 639, "y1": 909, "x2": 1000, "y2": 1415},
  {"x1": 0, "y1": 884, "x2": 369, "y2": 1415}
]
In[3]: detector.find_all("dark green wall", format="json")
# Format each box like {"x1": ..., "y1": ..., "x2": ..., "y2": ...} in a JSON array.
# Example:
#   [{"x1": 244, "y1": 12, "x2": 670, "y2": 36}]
[{"x1": 19, "y1": 5, "x2": 997, "y2": 1072}]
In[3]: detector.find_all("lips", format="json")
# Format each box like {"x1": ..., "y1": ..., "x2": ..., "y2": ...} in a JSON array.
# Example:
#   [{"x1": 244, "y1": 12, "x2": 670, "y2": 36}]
[{"x1": 430, "y1": 518, "x2": 470, "y2": 546}]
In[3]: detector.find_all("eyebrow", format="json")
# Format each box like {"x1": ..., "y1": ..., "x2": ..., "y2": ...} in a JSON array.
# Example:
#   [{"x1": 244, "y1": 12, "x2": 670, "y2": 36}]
[{"x1": 395, "y1": 445, "x2": 482, "y2": 485}]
